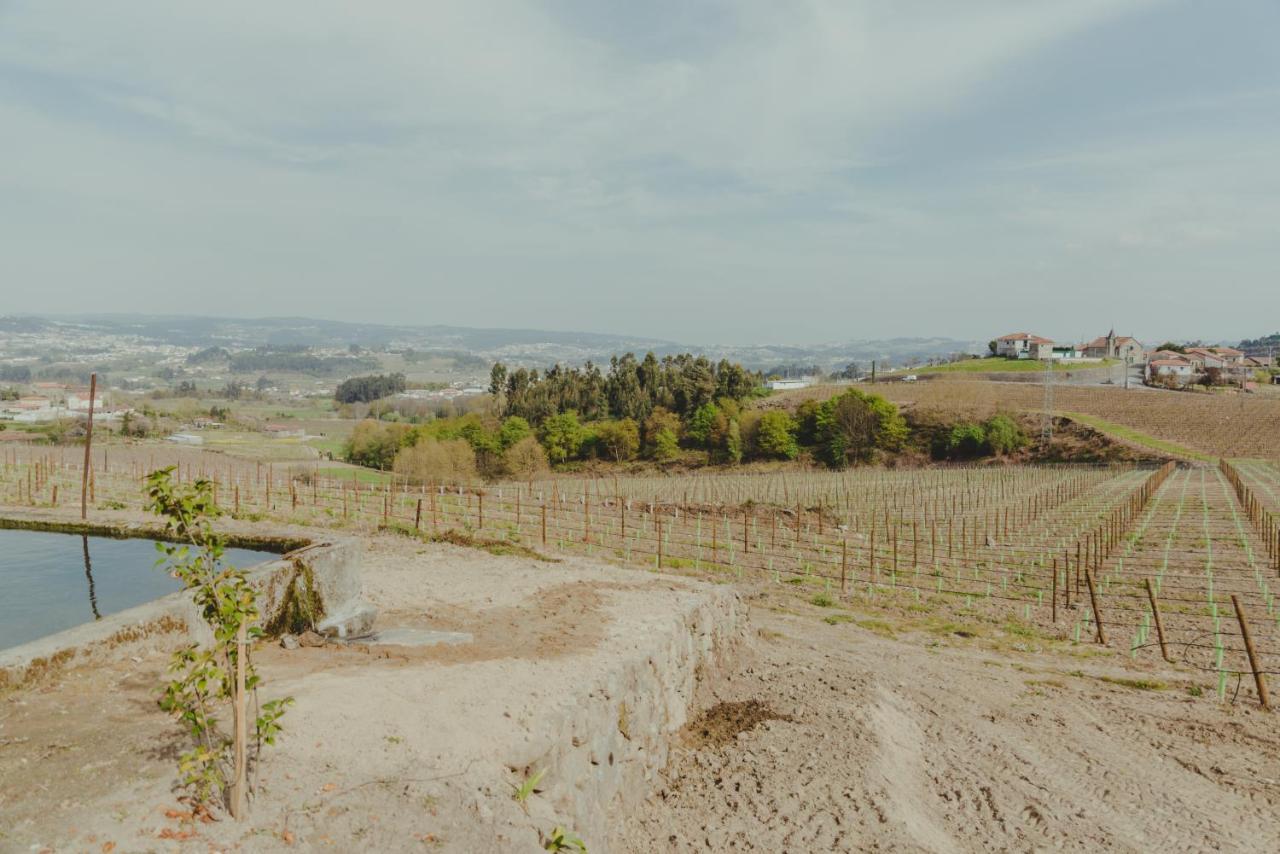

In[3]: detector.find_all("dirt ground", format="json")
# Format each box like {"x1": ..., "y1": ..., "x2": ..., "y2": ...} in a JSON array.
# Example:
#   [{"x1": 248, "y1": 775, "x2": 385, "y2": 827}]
[
  {"x1": 613, "y1": 585, "x2": 1280, "y2": 853},
  {"x1": 4, "y1": 530, "x2": 1280, "y2": 852}
]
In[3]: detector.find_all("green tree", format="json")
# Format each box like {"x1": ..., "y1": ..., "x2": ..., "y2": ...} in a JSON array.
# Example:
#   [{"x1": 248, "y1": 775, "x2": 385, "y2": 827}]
[
  {"x1": 945, "y1": 422, "x2": 987, "y2": 459},
  {"x1": 539, "y1": 412, "x2": 586, "y2": 463},
  {"x1": 685, "y1": 402, "x2": 720, "y2": 447},
  {"x1": 982, "y1": 414, "x2": 1027, "y2": 455},
  {"x1": 724, "y1": 418, "x2": 743, "y2": 464},
  {"x1": 593, "y1": 418, "x2": 640, "y2": 461},
  {"x1": 498, "y1": 416, "x2": 532, "y2": 450},
  {"x1": 756, "y1": 410, "x2": 799, "y2": 460},
  {"x1": 814, "y1": 389, "x2": 907, "y2": 468}
]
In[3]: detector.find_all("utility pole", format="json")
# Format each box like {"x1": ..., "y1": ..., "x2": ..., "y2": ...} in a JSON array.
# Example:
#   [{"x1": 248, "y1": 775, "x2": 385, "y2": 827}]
[
  {"x1": 80, "y1": 373, "x2": 96, "y2": 520},
  {"x1": 1041, "y1": 359, "x2": 1054, "y2": 446}
]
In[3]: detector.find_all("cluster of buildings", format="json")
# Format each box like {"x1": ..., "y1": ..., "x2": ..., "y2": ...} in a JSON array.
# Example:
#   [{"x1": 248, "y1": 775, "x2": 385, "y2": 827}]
[
  {"x1": 994, "y1": 331, "x2": 1277, "y2": 388},
  {"x1": 0, "y1": 382, "x2": 130, "y2": 424}
]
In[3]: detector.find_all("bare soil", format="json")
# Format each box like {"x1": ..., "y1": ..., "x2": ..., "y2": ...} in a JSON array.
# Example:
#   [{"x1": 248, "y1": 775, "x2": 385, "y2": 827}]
[{"x1": 613, "y1": 586, "x2": 1280, "y2": 853}]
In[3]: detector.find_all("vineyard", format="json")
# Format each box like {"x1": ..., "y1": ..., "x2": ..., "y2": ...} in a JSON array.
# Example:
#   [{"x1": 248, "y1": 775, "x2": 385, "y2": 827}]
[
  {"x1": 768, "y1": 382, "x2": 1280, "y2": 459},
  {"x1": 4, "y1": 443, "x2": 1279, "y2": 704}
]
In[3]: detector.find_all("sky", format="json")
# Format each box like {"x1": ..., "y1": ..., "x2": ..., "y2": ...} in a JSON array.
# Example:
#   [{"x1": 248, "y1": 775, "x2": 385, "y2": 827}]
[{"x1": 2, "y1": 0, "x2": 1278, "y2": 347}]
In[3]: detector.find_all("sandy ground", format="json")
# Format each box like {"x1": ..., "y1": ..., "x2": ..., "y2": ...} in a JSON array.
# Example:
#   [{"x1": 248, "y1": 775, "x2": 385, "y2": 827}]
[
  {"x1": 614, "y1": 586, "x2": 1280, "y2": 853},
  {"x1": 4, "y1": 526, "x2": 1280, "y2": 852}
]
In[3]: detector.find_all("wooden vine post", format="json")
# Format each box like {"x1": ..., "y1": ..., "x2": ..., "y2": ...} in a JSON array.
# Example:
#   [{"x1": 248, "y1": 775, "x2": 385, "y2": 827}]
[
  {"x1": 79, "y1": 372, "x2": 96, "y2": 520},
  {"x1": 231, "y1": 619, "x2": 248, "y2": 820},
  {"x1": 1232, "y1": 595, "x2": 1270, "y2": 710},
  {"x1": 1145, "y1": 579, "x2": 1170, "y2": 662},
  {"x1": 1084, "y1": 568, "x2": 1106, "y2": 644}
]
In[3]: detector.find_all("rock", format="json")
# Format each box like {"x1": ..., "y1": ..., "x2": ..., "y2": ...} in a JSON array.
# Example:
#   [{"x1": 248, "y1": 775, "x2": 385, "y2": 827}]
[
  {"x1": 280, "y1": 634, "x2": 299, "y2": 650},
  {"x1": 316, "y1": 600, "x2": 378, "y2": 640},
  {"x1": 298, "y1": 630, "x2": 327, "y2": 648}
]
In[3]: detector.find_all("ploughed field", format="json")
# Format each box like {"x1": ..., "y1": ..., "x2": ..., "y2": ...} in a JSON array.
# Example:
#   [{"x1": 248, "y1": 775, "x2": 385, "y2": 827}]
[{"x1": 4, "y1": 444, "x2": 1278, "y2": 700}]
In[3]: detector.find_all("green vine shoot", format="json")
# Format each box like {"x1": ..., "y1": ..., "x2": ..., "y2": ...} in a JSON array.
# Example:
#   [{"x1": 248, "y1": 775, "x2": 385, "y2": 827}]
[{"x1": 145, "y1": 466, "x2": 292, "y2": 811}]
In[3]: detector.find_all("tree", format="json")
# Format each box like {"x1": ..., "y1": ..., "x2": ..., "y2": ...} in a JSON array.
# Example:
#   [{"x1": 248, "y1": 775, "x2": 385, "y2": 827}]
[
  {"x1": 334, "y1": 373, "x2": 406, "y2": 404},
  {"x1": 987, "y1": 340, "x2": 998, "y2": 356},
  {"x1": 756, "y1": 410, "x2": 799, "y2": 460},
  {"x1": 685, "y1": 402, "x2": 720, "y2": 447},
  {"x1": 1155, "y1": 342, "x2": 1188, "y2": 354},
  {"x1": 489, "y1": 363, "x2": 508, "y2": 399},
  {"x1": 945, "y1": 422, "x2": 987, "y2": 459},
  {"x1": 983, "y1": 414, "x2": 1027, "y2": 455},
  {"x1": 724, "y1": 418, "x2": 743, "y2": 464},
  {"x1": 345, "y1": 420, "x2": 413, "y2": 469},
  {"x1": 814, "y1": 389, "x2": 907, "y2": 468},
  {"x1": 503, "y1": 435, "x2": 550, "y2": 479},
  {"x1": 651, "y1": 427, "x2": 680, "y2": 462},
  {"x1": 497, "y1": 416, "x2": 532, "y2": 450},
  {"x1": 594, "y1": 418, "x2": 640, "y2": 462},
  {"x1": 539, "y1": 412, "x2": 585, "y2": 464},
  {"x1": 392, "y1": 437, "x2": 477, "y2": 484}
]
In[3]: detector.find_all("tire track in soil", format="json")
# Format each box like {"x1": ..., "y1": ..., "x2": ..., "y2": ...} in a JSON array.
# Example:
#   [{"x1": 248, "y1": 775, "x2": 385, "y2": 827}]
[{"x1": 614, "y1": 608, "x2": 1280, "y2": 853}]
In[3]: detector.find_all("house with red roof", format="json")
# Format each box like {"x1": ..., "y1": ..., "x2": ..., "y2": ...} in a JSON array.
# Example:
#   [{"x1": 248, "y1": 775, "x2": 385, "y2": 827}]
[{"x1": 995, "y1": 332, "x2": 1054, "y2": 360}]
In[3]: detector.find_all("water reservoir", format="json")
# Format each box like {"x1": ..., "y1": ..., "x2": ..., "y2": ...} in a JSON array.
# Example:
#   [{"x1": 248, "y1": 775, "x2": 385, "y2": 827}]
[{"x1": 0, "y1": 529, "x2": 279, "y2": 651}]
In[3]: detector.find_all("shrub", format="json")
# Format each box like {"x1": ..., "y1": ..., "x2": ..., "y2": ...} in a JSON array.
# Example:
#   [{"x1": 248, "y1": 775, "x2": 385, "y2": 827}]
[
  {"x1": 814, "y1": 389, "x2": 907, "y2": 468},
  {"x1": 539, "y1": 412, "x2": 586, "y2": 464},
  {"x1": 756, "y1": 410, "x2": 799, "y2": 460},
  {"x1": 983, "y1": 414, "x2": 1027, "y2": 455},
  {"x1": 593, "y1": 418, "x2": 640, "y2": 462},
  {"x1": 345, "y1": 419, "x2": 413, "y2": 469},
  {"x1": 392, "y1": 437, "x2": 478, "y2": 484},
  {"x1": 945, "y1": 422, "x2": 987, "y2": 459},
  {"x1": 504, "y1": 435, "x2": 550, "y2": 479}
]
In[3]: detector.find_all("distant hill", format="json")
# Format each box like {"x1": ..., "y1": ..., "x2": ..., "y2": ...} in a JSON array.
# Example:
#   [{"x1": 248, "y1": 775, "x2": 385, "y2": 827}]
[{"x1": 6, "y1": 313, "x2": 983, "y2": 370}]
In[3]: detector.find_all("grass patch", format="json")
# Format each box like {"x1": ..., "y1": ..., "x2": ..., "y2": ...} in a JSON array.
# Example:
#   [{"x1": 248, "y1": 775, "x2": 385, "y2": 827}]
[
  {"x1": 822, "y1": 614, "x2": 854, "y2": 626},
  {"x1": 312, "y1": 466, "x2": 393, "y2": 485},
  {"x1": 917, "y1": 358, "x2": 1114, "y2": 375},
  {"x1": 1098, "y1": 675, "x2": 1166, "y2": 691},
  {"x1": 1060, "y1": 412, "x2": 1213, "y2": 461},
  {"x1": 810, "y1": 592, "x2": 836, "y2": 607},
  {"x1": 855, "y1": 618, "x2": 896, "y2": 638}
]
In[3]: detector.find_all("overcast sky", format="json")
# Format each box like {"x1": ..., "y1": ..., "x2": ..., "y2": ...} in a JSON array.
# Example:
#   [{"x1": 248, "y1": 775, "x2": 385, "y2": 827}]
[{"x1": 2, "y1": 1, "x2": 1278, "y2": 346}]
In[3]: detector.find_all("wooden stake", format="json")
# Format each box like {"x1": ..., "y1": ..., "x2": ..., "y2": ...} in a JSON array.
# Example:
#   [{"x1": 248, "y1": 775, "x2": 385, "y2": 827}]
[
  {"x1": 231, "y1": 620, "x2": 248, "y2": 820},
  {"x1": 1145, "y1": 579, "x2": 1170, "y2": 663},
  {"x1": 1051, "y1": 557, "x2": 1058, "y2": 623},
  {"x1": 79, "y1": 372, "x2": 96, "y2": 520},
  {"x1": 1232, "y1": 594, "x2": 1270, "y2": 710},
  {"x1": 1084, "y1": 568, "x2": 1106, "y2": 644}
]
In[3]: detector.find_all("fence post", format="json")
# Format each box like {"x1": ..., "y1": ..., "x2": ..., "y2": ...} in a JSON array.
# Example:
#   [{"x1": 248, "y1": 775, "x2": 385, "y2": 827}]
[
  {"x1": 1144, "y1": 578, "x2": 1170, "y2": 662},
  {"x1": 231, "y1": 620, "x2": 248, "y2": 820},
  {"x1": 1232, "y1": 595, "x2": 1270, "y2": 710},
  {"x1": 1085, "y1": 568, "x2": 1106, "y2": 644}
]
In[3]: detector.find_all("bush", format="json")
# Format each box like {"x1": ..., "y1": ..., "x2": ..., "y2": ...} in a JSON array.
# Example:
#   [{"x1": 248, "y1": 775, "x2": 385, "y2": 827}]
[
  {"x1": 685, "y1": 402, "x2": 720, "y2": 447},
  {"x1": 539, "y1": 412, "x2": 586, "y2": 464},
  {"x1": 593, "y1": 418, "x2": 640, "y2": 462},
  {"x1": 814, "y1": 389, "x2": 907, "y2": 468},
  {"x1": 392, "y1": 437, "x2": 478, "y2": 484},
  {"x1": 344, "y1": 420, "x2": 413, "y2": 469},
  {"x1": 498, "y1": 416, "x2": 532, "y2": 450},
  {"x1": 983, "y1": 414, "x2": 1027, "y2": 455},
  {"x1": 503, "y1": 435, "x2": 550, "y2": 479},
  {"x1": 945, "y1": 422, "x2": 987, "y2": 459},
  {"x1": 756, "y1": 410, "x2": 799, "y2": 460}
]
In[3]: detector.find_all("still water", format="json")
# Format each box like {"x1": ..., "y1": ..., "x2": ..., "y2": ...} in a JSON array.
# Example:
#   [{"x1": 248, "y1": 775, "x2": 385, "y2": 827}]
[{"x1": 0, "y1": 529, "x2": 278, "y2": 651}]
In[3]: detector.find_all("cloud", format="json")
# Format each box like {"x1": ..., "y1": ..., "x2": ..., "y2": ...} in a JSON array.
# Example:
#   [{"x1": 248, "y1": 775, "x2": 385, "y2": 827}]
[{"x1": 3, "y1": 0, "x2": 1277, "y2": 345}]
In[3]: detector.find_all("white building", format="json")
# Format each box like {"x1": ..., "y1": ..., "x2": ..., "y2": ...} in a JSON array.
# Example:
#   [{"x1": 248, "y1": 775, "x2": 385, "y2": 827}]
[
  {"x1": 995, "y1": 332, "x2": 1054, "y2": 360},
  {"x1": 766, "y1": 379, "x2": 811, "y2": 391}
]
